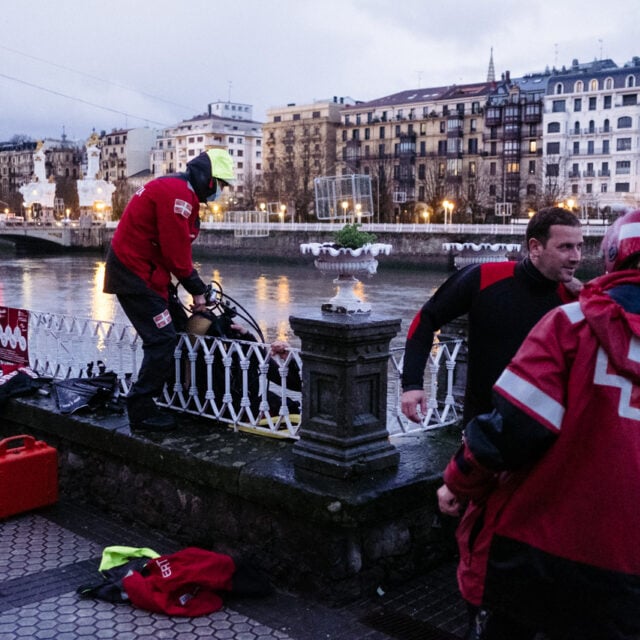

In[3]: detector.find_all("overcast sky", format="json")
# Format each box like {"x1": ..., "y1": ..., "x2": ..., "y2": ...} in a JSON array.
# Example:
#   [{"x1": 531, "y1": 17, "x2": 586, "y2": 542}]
[{"x1": 1, "y1": 0, "x2": 638, "y2": 142}]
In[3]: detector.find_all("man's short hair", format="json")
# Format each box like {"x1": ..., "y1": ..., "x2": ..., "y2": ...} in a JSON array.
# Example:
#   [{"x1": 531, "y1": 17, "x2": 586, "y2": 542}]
[{"x1": 526, "y1": 207, "x2": 582, "y2": 246}]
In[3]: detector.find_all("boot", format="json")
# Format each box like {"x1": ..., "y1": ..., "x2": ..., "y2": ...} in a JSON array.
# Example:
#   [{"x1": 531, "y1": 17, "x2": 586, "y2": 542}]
[{"x1": 127, "y1": 396, "x2": 176, "y2": 432}]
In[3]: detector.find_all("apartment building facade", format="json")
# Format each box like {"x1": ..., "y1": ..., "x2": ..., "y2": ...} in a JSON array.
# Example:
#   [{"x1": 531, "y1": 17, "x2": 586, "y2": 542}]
[
  {"x1": 262, "y1": 97, "x2": 351, "y2": 220},
  {"x1": 98, "y1": 127, "x2": 157, "y2": 182},
  {"x1": 336, "y1": 77, "x2": 527, "y2": 222},
  {"x1": 150, "y1": 101, "x2": 263, "y2": 208},
  {"x1": 542, "y1": 56, "x2": 640, "y2": 216}
]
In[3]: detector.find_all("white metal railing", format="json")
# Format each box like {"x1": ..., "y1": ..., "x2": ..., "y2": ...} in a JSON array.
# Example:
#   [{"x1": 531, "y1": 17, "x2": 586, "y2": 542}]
[{"x1": 22, "y1": 310, "x2": 464, "y2": 439}]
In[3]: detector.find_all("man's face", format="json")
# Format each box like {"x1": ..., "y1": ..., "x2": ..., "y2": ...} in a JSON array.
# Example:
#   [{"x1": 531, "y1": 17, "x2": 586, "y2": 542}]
[{"x1": 529, "y1": 224, "x2": 583, "y2": 283}]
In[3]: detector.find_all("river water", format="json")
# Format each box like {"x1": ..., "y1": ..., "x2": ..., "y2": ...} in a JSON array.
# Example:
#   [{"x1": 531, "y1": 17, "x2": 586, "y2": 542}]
[{"x1": 0, "y1": 251, "x2": 450, "y2": 348}]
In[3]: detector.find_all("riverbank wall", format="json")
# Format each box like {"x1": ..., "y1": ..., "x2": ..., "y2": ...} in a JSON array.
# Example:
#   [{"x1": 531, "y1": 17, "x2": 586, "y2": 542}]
[{"x1": 102, "y1": 225, "x2": 606, "y2": 273}]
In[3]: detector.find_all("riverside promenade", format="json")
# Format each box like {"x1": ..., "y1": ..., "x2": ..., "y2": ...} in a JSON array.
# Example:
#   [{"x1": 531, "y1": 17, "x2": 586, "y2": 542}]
[{"x1": 1, "y1": 395, "x2": 467, "y2": 640}]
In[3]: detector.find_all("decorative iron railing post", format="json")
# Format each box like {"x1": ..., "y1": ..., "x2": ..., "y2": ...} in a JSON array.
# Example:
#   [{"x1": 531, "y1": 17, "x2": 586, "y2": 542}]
[{"x1": 289, "y1": 313, "x2": 401, "y2": 479}]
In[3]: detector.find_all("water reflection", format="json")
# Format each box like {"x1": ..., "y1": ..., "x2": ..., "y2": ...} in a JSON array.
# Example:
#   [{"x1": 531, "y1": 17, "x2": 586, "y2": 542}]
[{"x1": 0, "y1": 254, "x2": 449, "y2": 347}]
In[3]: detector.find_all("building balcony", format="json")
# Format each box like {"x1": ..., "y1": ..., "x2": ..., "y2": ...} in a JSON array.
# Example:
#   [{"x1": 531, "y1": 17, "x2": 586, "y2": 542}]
[
  {"x1": 568, "y1": 171, "x2": 580, "y2": 179},
  {"x1": 598, "y1": 170, "x2": 611, "y2": 177},
  {"x1": 583, "y1": 170, "x2": 596, "y2": 178},
  {"x1": 523, "y1": 105, "x2": 543, "y2": 123}
]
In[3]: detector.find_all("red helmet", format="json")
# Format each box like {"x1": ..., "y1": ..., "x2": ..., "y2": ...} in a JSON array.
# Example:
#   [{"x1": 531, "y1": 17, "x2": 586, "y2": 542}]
[{"x1": 602, "y1": 210, "x2": 640, "y2": 272}]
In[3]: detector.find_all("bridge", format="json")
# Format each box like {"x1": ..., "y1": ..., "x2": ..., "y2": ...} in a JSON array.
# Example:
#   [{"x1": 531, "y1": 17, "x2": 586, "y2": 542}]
[{"x1": 0, "y1": 221, "x2": 106, "y2": 250}]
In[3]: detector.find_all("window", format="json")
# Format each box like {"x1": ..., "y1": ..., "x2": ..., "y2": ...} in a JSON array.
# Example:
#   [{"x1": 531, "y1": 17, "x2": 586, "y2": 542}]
[
  {"x1": 603, "y1": 140, "x2": 610, "y2": 154},
  {"x1": 418, "y1": 164, "x2": 426, "y2": 179},
  {"x1": 552, "y1": 100, "x2": 566, "y2": 112},
  {"x1": 470, "y1": 119, "x2": 477, "y2": 132},
  {"x1": 617, "y1": 116, "x2": 632, "y2": 128},
  {"x1": 572, "y1": 184, "x2": 579, "y2": 194},
  {"x1": 587, "y1": 141, "x2": 594, "y2": 155},
  {"x1": 588, "y1": 120, "x2": 595, "y2": 133},
  {"x1": 574, "y1": 121, "x2": 580, "y2": 135},
  {"x1": 617, "y1": 138, "x2": 632, "y2": 151},
  {"x1": 589, "y1": 79, "x2": 599, "y2": 91},
  {"x1": 547, "y1": 142, "x2": 560, "y2": 154},
  {"x1": 589, "y1": 97, "x2": 597, "y2": 110},
  {"x1": 395, "y1": 125, "x2": 401, "y2": 136},
  {"x1": 615, "y1": 183, "x2": 630, "y2": 192},
  {"x1": 506, "y1": 162, "x2": 520, "y2": 174},
  {"x1": 420, "y1": 141, "x2": 426, "y2": 156},
  {"x1": 575, "y1": 80, "x2": 584, "y2": 92},
  {"x1": 292, "y1": 113, "x2": 301, "y2": 121},
  {"x1": 605, "y1": 77, "x2": 613, "y2": 90},
  {"x1": 312, "y1": 111, "x2": 321, "y2": 118},
  {"x1": 274, "y1": 116, "x2": 281, "y2": 123},
  {"x1": 622, "y1": 94, "x2": 638, "y2": 106},
  {"x1": 528, "y1": 160, "x2": 536, "y2": 174},
  {"x1": 547, "y1": 122, "x2": 561, "y2": 133},
  {"x1": 601, "y1": 183, "x2": 608, "y2": 193},
  {"x1": 469, "y1": 161, "x2": 476, "y2": 177},
  {"x1": 601, "y1": 161, "x2": 609, "y2": 176},
  {"x1": 555, "y1": 83, "x2": 564, "y2": 94},
  {"x1": 468, "y1": 138, "x2": 478, "y2": 154},
  {"x1": 574, "y1": 98, "x2": 582, "y2": 111},
  {"x1": 571, "y1": 163, "x2": 579, "y2": 177},
  {"x1": 529, "y1": 140, "x2": 537, "y2": 153},
  {"x1": 604, "y1": 95, "x2": 612, "y2": 109},
  {"x1": 573, "y1": 141, "x2": 580, "y2": 155},
  {"x1": 378, "y1": 144, "x2": 385, "y2": 157},
  {"x1": 547, "y1": 164, "x2": 559, "y2": 177},
  {"x1": 616, "y1": 160, "x2": 631, "y2": 174},
  {"x1": 440, "y1": 121, "x2": 446, "y2": 133},
  {"x1": 490, "y1": 162, "x2": 496, "y2": 176},
  {"x1": 438, "y1": 140, "x2": 447, "y2": 155},
  {"x1": 527, "y1": 184, "x2": 536, "y2": 195},
  {"x1": 489, "y1": 184, "x2": 497, "y2": 196},
  {"x1": 379, "y1": 127, "x2": 385, "y2": 139},
  {"x1": 603, "y1": 119, "x2": 610, "y2": 132},
  {"x1": 364, "y1": 128, "x2": 370, "y2": 140},
  {"x1": 626, "y1": 75, "x2": 636, "y2": 88}
]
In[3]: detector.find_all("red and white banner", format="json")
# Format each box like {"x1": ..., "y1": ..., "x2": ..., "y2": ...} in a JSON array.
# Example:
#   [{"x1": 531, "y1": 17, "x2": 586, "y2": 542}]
[{"x1": 0, "y1": 307, "x2": 30, "y2": 366}]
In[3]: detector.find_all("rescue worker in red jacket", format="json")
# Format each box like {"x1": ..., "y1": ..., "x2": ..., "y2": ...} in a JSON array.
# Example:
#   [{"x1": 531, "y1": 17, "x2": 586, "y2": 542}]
[
  {"x1": 104, "y1": 149, "x2": 235, "y2": 431},
  {"x1": 438, "y1": 209, "x2": 640, "y2": 639}
]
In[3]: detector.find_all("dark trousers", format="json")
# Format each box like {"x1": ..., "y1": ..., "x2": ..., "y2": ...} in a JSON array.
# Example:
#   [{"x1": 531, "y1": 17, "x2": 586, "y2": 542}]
[
  {"x1": 117, "y1": 291, "x2": 177, "y2": 421},
  {"x1": 466, "y1": 604, "x2": 538, "y2": 640}
]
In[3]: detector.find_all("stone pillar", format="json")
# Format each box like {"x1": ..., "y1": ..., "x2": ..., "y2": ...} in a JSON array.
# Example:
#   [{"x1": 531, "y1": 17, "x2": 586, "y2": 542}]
[{"x1": 289, "y1": 313, "x2": 401, "y2": 480}]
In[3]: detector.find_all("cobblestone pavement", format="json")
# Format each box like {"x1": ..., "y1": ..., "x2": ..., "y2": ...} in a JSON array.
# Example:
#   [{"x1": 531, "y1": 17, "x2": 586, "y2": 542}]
[{"x1": 0, "y1": 500, "x2": 468, "y2": 640}]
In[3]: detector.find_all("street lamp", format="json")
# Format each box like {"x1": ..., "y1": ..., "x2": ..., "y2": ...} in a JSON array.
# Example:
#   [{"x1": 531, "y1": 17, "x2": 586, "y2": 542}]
[
  {"x1": 341, "y1": 200, "x2": 348, "y2": 220},
  {"x1": 279, "y1": 204, "x2": 286, "y2": 223},
  {"x1": 355, "y1": 203, "x2": 362, "y2": 224},
  {"x1": 422, "y1": 210, "x2": 429, "y2": 224},
  {"x1": 442, "y1": 199, "x2": 454, "y2": 225}
]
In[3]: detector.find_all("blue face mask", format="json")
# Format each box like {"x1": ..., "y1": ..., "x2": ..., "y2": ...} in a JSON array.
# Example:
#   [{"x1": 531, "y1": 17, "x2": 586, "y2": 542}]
[{"x1": 206, "y1": 180, "x2": 223, "y2": 202}]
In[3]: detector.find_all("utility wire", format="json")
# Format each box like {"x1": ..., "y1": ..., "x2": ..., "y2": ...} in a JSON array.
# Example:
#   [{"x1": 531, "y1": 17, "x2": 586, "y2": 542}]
[
  {"x1": 0, "y1": 71, "x2": 170, "y2": 127},
  {"x1": 0, "y1": 44, "x2": 198, "y2": 113}
]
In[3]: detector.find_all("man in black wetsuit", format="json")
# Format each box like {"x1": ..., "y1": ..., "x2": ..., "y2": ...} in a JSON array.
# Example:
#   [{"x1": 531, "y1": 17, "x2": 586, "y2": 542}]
[{"x1": 401, "y1": 207, "x2": 583, "y2": 425}]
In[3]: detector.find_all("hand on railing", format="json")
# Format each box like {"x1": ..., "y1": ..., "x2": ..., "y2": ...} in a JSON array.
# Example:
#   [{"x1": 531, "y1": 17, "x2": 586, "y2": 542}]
[{"x1": 400, "y1": 389, "x2": 427, "y2": 423}]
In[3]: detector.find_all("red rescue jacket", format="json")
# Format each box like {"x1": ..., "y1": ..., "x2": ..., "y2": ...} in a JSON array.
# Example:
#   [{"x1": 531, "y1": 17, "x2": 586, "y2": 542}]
[{"x1": 110, "y1": 177, "x2": 202, "y2": 299}]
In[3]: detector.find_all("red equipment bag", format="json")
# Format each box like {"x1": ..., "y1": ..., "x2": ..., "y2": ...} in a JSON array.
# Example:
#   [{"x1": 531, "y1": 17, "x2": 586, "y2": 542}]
[{"x1": 0, "y1": 435, "x2": 58, "y2": 518}]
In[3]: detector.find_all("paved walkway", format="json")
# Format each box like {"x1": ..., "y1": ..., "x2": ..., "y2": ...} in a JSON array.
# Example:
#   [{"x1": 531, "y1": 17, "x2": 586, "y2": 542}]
[{"x1": 0, "y1": 499, "x2": 468, "y2": 640}]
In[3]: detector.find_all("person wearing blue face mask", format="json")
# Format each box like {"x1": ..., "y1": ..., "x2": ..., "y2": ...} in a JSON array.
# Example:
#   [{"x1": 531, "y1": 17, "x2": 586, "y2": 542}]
[{"x1": 103, "y1": 149, "x2": 235, "y2": 431}]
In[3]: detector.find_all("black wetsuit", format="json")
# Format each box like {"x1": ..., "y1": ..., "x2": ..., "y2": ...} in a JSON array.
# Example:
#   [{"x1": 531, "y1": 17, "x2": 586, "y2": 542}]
[{"x1": 401, "y1": 258, "x2": 575, "y2": 423}]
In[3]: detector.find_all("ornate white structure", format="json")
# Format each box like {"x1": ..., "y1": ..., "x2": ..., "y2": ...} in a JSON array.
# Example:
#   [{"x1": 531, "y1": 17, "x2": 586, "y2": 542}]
[
  {"x1": 18, "y1": 141, "x2": 56, "y2": 221},
  {"x1": 77, "y1": 133, "x2": 116, "y2": 221}
]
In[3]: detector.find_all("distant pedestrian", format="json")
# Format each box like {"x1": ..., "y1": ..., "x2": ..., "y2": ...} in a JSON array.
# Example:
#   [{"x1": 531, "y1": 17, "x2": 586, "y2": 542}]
[
  {"x1": 103, "y1": 149, "x2": 235, "y2": 431},
  {"x1": 438, "y1": 209, "x2": 640, "y2": 639},
  {"x1": 401, "y1": 207, "x2": 584, "y2": 425}
]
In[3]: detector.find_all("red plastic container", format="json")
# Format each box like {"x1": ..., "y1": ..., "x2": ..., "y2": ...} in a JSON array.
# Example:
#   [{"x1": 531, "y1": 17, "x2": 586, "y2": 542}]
[{"x1": 0, "y1": 435, "x2": 58, "y2": 518}]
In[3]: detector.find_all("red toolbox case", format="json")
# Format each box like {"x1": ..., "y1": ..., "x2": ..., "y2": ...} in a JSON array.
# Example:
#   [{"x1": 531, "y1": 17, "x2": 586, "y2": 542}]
[{"x1": 0, "y1": 435, "x2": 58, "y2": 518}]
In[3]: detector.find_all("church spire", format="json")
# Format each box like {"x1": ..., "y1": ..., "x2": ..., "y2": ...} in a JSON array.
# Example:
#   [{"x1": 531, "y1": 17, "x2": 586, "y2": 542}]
[{"x1": 487, "y1": 47, "x2": 495, "y2": 82}]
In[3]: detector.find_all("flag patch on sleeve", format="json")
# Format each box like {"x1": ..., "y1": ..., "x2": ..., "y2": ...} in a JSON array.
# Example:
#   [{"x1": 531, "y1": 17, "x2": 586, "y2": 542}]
[
  {"x1": 153, "y1": 310, "x2": 172, "y2": 328},
  {"x1": 174, "y1": 199, "x2": 192, "y2": 218}
]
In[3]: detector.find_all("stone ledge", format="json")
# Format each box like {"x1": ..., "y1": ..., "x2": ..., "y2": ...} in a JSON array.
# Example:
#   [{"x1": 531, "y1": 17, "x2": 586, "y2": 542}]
[{"x1": 1, "y1": 393, "x2": 459, "y2": 602}]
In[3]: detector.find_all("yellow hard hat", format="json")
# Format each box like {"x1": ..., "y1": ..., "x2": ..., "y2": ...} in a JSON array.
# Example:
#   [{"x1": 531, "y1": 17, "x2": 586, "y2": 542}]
[{"x1": 205, "y1": 149, "x2": 235, "y2": 185}]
